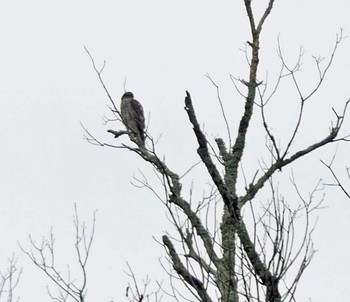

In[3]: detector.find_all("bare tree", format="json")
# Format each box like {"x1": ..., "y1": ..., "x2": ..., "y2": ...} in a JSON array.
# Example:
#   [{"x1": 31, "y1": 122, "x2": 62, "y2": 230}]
[
  {"x1": 124, "y1": 263, "x2": 162, "y2": 302},
  {"x1": 20, "y1": 205, "x2": 96, "y2": 302},
  {"x1": 0, "y1": 255, "x2": 21, "y2": 302},
  {"x1": 83, "y1": 1, "x2": 349, "y2": 302}
]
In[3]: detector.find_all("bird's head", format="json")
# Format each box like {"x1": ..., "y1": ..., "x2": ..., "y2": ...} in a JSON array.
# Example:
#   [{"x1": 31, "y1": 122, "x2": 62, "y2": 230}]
[{"x1": 122, "y1": 91, "x2": 134, "y2": 100}]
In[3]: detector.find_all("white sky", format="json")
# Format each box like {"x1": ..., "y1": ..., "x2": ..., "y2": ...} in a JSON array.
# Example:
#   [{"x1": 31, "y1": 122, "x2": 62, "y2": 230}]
[{"x1": 0, "y1": 0, "x2": 349, "y2": 301}]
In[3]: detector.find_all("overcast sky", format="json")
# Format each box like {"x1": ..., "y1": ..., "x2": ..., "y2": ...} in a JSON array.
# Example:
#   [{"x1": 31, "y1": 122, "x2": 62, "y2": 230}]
[{"x1": 0, "y1": 1, "x2": 350, "y2": 301}]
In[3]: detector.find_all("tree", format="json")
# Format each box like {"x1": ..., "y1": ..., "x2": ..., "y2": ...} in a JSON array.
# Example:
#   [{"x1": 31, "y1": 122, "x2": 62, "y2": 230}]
[
  {"x1": 20, "y1": 205, "x2": 96, "y2": 302},
  {"x1": 80, "y1": 1, "x2": 348, "y2": 302},
  {"x1": 0, "y1": 256, "x2": 21, "y2": 302}
]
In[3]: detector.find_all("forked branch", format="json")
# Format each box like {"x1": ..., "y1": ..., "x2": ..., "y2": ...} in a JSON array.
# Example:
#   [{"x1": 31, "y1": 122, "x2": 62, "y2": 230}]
[{"x1": 20, "y1": 205, "x2": 96, "y2": 302}]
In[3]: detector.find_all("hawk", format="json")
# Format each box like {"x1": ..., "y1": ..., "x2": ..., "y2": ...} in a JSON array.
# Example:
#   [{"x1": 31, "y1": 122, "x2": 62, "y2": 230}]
[{"x1": 120, "y1": 92, "x2": 146, "y2": 146}]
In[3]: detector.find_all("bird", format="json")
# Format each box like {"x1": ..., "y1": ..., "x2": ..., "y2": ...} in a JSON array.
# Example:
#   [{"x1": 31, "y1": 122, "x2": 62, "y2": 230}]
[{"x1": 120, "y1": 92, "x2": 146, "y2": 146}]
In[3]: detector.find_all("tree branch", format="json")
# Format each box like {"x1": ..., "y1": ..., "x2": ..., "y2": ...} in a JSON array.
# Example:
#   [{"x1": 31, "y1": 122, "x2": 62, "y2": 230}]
[
  {"x1": 162, "y1": 235, "x2": 213, "y2": 302},
  {"x1": 184, "y1": 91, "x2": 237, "y2": 216},
  {"x1": 239, "y1": 100, "x2": 349, "y2": 208}
]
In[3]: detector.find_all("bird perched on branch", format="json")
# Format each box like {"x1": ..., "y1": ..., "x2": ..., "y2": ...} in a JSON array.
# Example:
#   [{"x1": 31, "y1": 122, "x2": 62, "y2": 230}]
[{"x1": 120, "y1": 92, "x2": 146, "y2": 146}]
